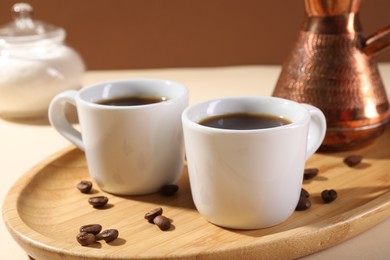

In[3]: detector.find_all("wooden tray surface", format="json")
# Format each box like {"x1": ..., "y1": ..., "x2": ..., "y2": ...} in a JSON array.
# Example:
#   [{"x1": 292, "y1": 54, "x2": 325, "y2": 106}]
[{"x1": 3, "y1": 128, "x2": 390, "y2": 260}]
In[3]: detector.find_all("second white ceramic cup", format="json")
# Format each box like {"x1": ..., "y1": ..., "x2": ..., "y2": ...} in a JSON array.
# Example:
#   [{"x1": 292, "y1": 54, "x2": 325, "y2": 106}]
[
  {"x1": 182, "y1": 96, "x2": 326, "y2": 229},
  {"x1": 49, "y1": 78, "x2": 188, "y2": 195}
]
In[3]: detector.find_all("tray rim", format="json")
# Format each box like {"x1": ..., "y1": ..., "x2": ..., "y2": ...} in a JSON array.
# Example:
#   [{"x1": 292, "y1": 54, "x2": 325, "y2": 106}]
[{"x1": 3, "y1": 146, "x2": 390, "y2": 260}]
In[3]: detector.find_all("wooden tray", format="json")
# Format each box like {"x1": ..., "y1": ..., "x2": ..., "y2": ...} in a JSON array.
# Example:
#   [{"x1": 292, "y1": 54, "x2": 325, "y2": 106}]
[{"x1": 3, "y1": 129, "x2": 390, "y2": 260}]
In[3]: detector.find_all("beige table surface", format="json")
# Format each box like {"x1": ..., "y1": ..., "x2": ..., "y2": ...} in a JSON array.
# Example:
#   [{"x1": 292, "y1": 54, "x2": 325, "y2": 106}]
[{"x1": 1, "y1": 65, "x2": 389, "y2": 260}]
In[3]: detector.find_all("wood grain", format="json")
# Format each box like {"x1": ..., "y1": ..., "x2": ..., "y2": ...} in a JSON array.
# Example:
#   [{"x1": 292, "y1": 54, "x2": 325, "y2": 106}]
[{"x1": 3, "y1": 127, "x2": 390, "y2": 260}]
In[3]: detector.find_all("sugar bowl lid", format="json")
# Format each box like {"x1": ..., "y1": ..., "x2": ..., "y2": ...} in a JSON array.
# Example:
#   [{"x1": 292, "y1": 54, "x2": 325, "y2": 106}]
[{"x1": 0, "y1": 3, "x2": 65, "y2": 45}]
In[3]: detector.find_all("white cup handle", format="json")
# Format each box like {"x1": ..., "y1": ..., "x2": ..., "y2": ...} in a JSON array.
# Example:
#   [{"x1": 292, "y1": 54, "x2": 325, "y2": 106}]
[
  {"x1": 302, "y1": 104, "x2": 327, "y2": 160},
  {"x1": 48, "y1": 90, "x2": 85, "y2": 151}
]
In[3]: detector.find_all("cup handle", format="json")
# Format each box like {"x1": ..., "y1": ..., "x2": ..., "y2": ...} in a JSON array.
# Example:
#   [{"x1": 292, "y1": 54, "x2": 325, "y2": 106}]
[
  {"x1": 302, "y1": 104, "x2": 327, "y2": 160},
  {"x1": 48, "y1": 90, "x2": 85, "y2": 151}
]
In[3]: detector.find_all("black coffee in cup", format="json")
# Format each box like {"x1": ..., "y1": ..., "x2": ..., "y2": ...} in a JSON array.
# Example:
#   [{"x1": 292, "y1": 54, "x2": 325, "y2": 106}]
[
  {"x1": 199, "y1": 113, "x2": 291, "y2": 130},
  {"x1": 97, "y1": 96, "x2": 166, "y2": 106}
]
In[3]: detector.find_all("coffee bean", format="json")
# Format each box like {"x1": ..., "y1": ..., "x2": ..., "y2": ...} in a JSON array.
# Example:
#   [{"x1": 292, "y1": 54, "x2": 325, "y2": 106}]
[
  {"x1": 88, "y1": 196, "x2": 109, "y2": 208},
  {"x1": 303, "y1": 168, "x2": 319, "y2": 180},
  {"x1": 77, "y1": 180, "x2": 93, "y2": 193},
  {"x1": 76, "y1": 231, "x2": 96, "y2": 246},
  {"x1": 144, "y1": 207, "x2": 163, "y2": 223},
  {"x1": 80, "y1": 224, "x2": 102, "y2": 235},
  {"x1": 160, "y1": 184, "x2": 179, "y2": 196},
  {"x1": 321, "y1": 189, "x2": 338, "y2": 203},
  {"x1": 153, "y1": 215, "x2": 171, "y2": 231},
  {"x1": 343, "y1": 155, "x2": 363, "y2": 167},
  {"x1": 97, "y1": 229, "x2": 119, "y2": 243},
  {"x1": 295, "y1": 196, "x2": 311, "y2": 211},
  {"x1": 300, "y1": 188, "x2": 310, "y2": 198}
]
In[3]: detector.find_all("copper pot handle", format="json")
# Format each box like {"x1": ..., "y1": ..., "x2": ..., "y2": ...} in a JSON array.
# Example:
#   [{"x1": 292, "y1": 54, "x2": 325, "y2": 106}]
[{"x1": 364, "y1": 25, "x2": 390, "y2": 56}]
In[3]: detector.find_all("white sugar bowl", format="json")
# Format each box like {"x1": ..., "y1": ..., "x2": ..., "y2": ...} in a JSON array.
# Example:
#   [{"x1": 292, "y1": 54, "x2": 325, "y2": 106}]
[{"x1": 0, "y1": 3, "x2": 85, "y2": 119}]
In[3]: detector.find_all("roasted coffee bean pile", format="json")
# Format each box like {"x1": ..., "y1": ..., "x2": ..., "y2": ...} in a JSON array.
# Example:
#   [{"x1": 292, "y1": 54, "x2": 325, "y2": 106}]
[
  {"x1": 76, "y1": 224, "x2": 119, "y2": 246},
  {"x1": 75, "y1": 181, "x2": 119, "y2": 246},
  {"x1": 74, "y1": 181, "x2": 178, "y2": 246},
  {"x1": 144, "y1": 207, "x2": 171, "y2": 231},
  {"x1": 297, "y1": 155, "x2": 364, "y2": 211}
]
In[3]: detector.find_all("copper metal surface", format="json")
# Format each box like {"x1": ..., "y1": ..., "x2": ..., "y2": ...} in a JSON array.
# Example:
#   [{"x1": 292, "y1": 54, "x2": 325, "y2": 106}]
[{"x1": 273, "y1": 0, "x2": 390, "y2": 151}]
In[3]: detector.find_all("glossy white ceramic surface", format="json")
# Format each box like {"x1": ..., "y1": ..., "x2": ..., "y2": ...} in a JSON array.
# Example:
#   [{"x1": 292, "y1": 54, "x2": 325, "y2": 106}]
[
  {"x1": 49, "y1": 78, "x2": 188, "y2": 195},
  {"x1": 182, "y1": 96, "x2": 326, "y2": 229}
]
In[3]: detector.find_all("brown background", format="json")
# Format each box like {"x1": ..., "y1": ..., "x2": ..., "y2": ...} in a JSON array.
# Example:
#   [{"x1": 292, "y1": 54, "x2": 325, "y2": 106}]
[{"x1": 0, "y1": 0, "x2": 389, "y2": 70}]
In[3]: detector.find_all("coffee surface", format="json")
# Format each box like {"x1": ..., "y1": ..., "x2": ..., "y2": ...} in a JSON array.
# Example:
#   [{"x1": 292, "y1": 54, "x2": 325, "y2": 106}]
[
  {"x1": 97, "y1": 96, "x2": 165, "y2": 106},
  {"x1": 199, "y1": 113, "x2": 291, "y2": 130}
]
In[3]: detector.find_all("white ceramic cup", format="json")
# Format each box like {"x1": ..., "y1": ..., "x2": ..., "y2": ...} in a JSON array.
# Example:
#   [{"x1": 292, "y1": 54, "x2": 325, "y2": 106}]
[
  {"x1": 49, "y1": 78, "x2": 188, "y2": 195},
  {"x1": 182, "y1": 96, "x2": 326, "y2": 229}
]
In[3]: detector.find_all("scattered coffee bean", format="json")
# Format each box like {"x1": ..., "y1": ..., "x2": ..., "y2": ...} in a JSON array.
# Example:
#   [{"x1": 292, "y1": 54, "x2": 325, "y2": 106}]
[
  {"x1": 303, "y1": 168, "x2": 319, "y2": 180},
  {"x1": 295, "y1": 196, "x2": 311, "y2": 211},
  {"x1": 160, "y1": 184, "x2": 179, "y2": 196},
  {"x1": 80, "y1": 224, "x2": 102, "y2": 235},
  {"x1": 321, "y1": 189, "x2": 338, "y2": 203},
  {"x1": 77, "y1": 180, "x2": 93, "y2": 193},
  {"x1": 144, "y1": 207, "x2": 163, "y2": 223},
  {"x1": 97, "y1": 229, "x2": 119, "y2": 243},
  {"x1": 343, "y1": 155, "x2": 363, "y2": 167},
  {"x1": 88, "y1": 196, "x2": 109, "y2": 208},
  {"x1": 76, "y1": 231, "x2": 96, "y2": 246},
  {"x1": 153, "y1": 215, "x2": 171, "y2": 231},
  {"x1": 300, "y1": 188, "x2": 310, "y2": 198}
]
